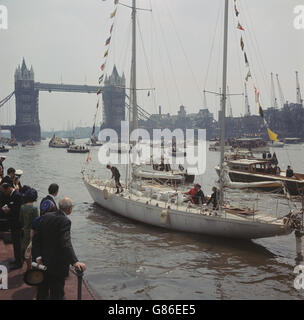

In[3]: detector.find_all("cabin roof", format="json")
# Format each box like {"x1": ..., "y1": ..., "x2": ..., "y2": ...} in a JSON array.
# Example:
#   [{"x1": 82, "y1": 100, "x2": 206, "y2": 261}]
[
  {"x1": 235, "y1": 138, "x2": 263, "y2": 142},
  {"x1": 228, "y1": 159, "x2": 270, "y2": 165}
]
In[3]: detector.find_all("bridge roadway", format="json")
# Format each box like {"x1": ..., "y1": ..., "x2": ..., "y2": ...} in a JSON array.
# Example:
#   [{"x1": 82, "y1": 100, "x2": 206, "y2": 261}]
[{"x1": 34, "y1": 82, "x2": 101, "y2": 94}]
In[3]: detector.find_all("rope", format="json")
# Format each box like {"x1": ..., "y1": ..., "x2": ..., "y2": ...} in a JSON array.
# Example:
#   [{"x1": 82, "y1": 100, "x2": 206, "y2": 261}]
[{"x1": 0, "y1": 91, "x2": 15, "y2": 108}]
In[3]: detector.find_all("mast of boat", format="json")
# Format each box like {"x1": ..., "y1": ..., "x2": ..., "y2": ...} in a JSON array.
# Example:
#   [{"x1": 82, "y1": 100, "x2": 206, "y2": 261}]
[
  {"x1": 219, "y1": 0, "x2": 229, "y2": 207},
  {"x1": 126, "y1": 0, "x2": 138, "y2": 187},
  {"x1": 130, "y1": 0, "x2": 138, "y2": 134}
]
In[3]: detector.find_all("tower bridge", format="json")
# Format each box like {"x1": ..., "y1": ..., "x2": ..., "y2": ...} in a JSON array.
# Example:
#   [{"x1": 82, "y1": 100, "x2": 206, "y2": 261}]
[{"x1": 0, "y1": 58, "x2": 103, "y2": 141}]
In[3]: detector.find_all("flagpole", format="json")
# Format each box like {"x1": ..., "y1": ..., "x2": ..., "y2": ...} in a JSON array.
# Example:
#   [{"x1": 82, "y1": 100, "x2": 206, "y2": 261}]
[{"x1": 219, "y1": 0, "x2": 229, "y2": 207}]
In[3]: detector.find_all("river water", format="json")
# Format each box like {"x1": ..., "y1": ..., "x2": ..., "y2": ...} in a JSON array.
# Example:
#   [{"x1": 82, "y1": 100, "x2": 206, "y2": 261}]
[{"x1": 4, "y1": 140, "x2": 304, "y2": 300}]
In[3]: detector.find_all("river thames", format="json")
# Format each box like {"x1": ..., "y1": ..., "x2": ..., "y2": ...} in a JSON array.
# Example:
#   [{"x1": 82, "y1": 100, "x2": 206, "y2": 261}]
[{"x1": 4, "y1": 140, "x2": 304, "y2": 300}]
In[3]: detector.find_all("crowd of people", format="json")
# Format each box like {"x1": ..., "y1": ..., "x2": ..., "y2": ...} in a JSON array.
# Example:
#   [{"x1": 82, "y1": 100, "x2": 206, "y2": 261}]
[{"x1": 0, "y1": 156, "x2": 86, "y2": 300}]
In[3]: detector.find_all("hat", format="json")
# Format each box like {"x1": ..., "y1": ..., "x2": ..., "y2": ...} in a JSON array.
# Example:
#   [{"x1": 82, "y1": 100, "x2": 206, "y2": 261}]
[
  {"x1": 194, "y1": 183, "x2": 201, "y2": 188},
  {"x1": 23, "y1": 269, "x2": 45, "y2": 286},
  {"x1": 0, "y1": 156, "x2": 6, "y2": 159},
  {"x1": 40, "y1": 199, "x2": 55, "y2": 214},
  {"x1": 15, "y1": 169, "x2": 23, "y2": 176}
]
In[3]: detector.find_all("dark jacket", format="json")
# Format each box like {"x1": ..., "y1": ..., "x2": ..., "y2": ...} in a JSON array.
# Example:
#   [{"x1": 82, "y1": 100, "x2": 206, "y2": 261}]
[
  {"x1": 32, "y1": 210, "x2": 78, "y2": 277},
  {"x1": 111, "y1": 167, "x2": 120, "y2": 179},
  {"x1": 193, "y1": 190, "x2": 206, "y2": 205},
  {"x1": 4, "y1": 190, "x2": 23, "y2": 230}
]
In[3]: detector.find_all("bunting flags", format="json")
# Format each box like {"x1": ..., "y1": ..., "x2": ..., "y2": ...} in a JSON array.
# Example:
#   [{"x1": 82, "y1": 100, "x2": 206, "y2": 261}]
[
  {"x1": 98, "y1": 75, "x2": 104, "y2": 84},
  {"x1": 234, "y1": 5, "x2": 239, "y2": 17},
  {"x1": 105, "y1": 36, "x2": 111, "y2": 46},
  {"x1": 254, "y1": 87, "x2": 260, "y2": 103},
  {"x1": 104, "y1": 49, "x2": 109, "y2": 58},
  {"x1": 245, "y1": 70, "x2": 251, "y2": 82},
  {"x1": 110, "y1": 8, "x2": 117, "y2": 18},
  {"x1": 240, "y1": 36, "x2": 244, "y2": 51},
  {"x1": 235, "y1": 1, "x2": 279, "y2": 142},
  {"x1": 110, "y1": 23, "x2": 114, "y2": 34},
  {"x1": 86, "y1": 153, "x2": 92, "y2": 165},
  {"x1": 259, "y1": 104, "x2": 264, "y2": 118},
  {"x1": 237, "y1": 22, "x2": 245, "y2": 31},
  {"x1": 244, "y1": 52, "x2": 249, "y2": 66},
  {"x1": 97, "y1": 88, "x2": 102, "y2": 95},
  {"x1": 101, "y1": 63, "x2": 105, "y2": 71}
]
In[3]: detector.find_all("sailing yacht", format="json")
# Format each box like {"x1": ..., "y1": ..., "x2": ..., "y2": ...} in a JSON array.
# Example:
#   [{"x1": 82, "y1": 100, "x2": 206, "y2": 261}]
[{"x1": 83, "y1": 0, "x2": 301, "y2": 240}]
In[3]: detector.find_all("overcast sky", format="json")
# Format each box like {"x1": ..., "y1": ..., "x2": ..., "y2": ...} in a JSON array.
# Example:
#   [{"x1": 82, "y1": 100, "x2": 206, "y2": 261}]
[{"x1": 0, "y1": 0, "x2": 303, "y2": 131}]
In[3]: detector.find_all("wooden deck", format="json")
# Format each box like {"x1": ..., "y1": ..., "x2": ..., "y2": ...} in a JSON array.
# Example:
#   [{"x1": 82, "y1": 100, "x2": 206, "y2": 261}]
[{"x1": 0, "y1": 234, "x2": 98, "y2": 300}]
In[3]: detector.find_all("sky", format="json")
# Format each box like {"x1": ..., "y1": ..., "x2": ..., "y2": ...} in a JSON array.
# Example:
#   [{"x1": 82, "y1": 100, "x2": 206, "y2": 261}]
[{"x1": 0, "y1": 0, "x2": 303, "y2": 131}]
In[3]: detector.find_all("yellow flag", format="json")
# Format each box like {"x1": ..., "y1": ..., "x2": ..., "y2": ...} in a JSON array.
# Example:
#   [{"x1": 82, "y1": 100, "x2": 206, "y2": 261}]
[
  {"x1": 110, "y1": 8, "x2": 117, "y2": 18},
  {"x1": 267, "y1": 128, "x2": 279, "y2": 142}
]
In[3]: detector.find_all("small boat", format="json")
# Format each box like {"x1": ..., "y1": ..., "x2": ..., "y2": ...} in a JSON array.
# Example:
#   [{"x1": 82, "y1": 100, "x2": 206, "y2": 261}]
[
  {"x1": 0, "y1": 145, "x2": 9, "y2": 153},
  {"x1": 269, "y1": 141, "x2": 284, "y2": 148},
  {"x1": 284, "y1": 138, "x2": 302, "y2": 145},
  {"x1": 67, "y1": 145, "x2": 89, "y2": 153},
  {"x1": 132, "y1": 163, "x2": 194, "y2": 185},
  {"x1": 21, "y1": 139, "x2": 35, "y2": 147},
  {"x1": 8, "y1": 138, "x2": 18, "y2": 147},
  {"x1": 222, "y1": 168, "x2": 284, "y2": 192},
  {"x1": 49, "y1": 134, "x2": 69, "y2": 148}
]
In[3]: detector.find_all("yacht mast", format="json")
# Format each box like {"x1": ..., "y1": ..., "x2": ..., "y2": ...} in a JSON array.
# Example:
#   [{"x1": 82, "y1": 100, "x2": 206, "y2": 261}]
[
  {"x1": 130, "y1": 0, "x2": 138, "y2": 133},
  {"x1": 219, "y1": 0, "x2": 229, "y2": 206}
]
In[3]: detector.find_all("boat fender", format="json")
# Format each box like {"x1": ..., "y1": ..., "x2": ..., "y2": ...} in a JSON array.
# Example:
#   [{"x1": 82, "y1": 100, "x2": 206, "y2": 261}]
[
  {"x1": 160, "y1": 209, "x2": 169, "y2": 224},
  {"x1": 103, "y1": 189, "x2": 109, "y2": 200}
]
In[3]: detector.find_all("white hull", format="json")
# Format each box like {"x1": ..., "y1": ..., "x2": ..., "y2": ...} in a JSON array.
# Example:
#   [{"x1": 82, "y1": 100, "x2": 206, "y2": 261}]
[{"x1": 84, "y1": 178, "x2": 292, "y2": 240}]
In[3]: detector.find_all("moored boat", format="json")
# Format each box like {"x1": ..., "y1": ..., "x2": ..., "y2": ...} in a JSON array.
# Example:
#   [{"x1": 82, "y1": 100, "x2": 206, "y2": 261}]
[
  {"x1": 216, "y1": 158, "x2": 304, "y2": 195},
  {"x1": 67, "y1": 145, "x2": 89, "y2": 153},
  {"x1": 49, "y1": 134, "x2": 69, "y2": 148}
]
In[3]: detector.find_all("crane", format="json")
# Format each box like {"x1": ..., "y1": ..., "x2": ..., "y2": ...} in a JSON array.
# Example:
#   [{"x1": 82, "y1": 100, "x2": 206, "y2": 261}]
[
  {"x1": 276, "y1": 74, "x2": 285, "y2": 109},
  {"x1": 296, "y1": 71, "x2": 303, "y2": 106},
  {"x1": 270, "y1": 73, "x2": 279, "y2": 109}
]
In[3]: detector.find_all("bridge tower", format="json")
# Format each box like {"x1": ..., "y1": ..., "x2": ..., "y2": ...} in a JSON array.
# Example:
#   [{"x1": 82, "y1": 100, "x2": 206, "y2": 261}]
[
  {"x1": 14, "y1": 58, "x2": 41, "y2": 141},
  {"x1": 101, "y1": 66, "x2": 126, "y2": 139}
]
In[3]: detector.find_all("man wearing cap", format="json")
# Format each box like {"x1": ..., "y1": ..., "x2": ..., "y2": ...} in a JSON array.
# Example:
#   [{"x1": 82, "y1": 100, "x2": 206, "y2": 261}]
[
  {"x1": 184, "y1": 184, "x2": 206, "y2": 205},
  {"x1": 14, "y1": 169, "x2": 23, "y2": 190}
]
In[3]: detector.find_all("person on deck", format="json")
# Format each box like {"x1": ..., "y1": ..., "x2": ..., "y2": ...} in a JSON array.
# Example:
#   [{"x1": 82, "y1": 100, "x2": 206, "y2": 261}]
[
  {"x1": 286, "y1": 166, "x2": 294, "y2": 178},
  {"x1": 207, "y1": 186, "x2": 220, "y2": 210},
  {"x1": 107, "y1": 165, "x2": 123, "y2": 194}
]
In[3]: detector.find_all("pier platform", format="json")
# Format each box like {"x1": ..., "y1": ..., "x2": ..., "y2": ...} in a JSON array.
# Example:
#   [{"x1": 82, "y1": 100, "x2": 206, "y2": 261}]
[{"x1": 0, "y1": 234, "x2": 98, "y2": 300}]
